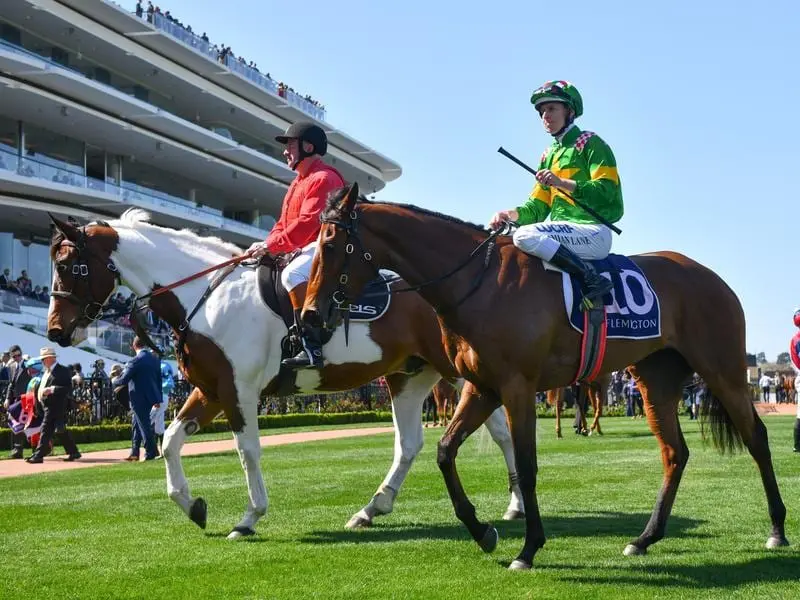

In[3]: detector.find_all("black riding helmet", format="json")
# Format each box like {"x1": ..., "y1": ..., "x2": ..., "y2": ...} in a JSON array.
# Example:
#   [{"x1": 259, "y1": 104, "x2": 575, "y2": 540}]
[{"x1": 275, "y1": 121, "x2": 328, "y2": 169}]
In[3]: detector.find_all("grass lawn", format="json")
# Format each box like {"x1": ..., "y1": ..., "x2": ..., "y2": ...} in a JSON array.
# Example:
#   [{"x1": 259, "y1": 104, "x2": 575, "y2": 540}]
[{"x1": 1, "y1": 415, "x2": 798, "y2": 599}]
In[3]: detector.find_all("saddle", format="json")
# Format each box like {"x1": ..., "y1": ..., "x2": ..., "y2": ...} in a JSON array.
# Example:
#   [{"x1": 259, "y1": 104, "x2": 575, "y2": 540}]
[{"x1": 256, "y1": 254, "x2": 392, "y2": 395}]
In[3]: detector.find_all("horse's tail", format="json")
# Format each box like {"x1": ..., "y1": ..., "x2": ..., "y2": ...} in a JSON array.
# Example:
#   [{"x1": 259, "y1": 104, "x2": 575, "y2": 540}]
[{"x1": 699, "y1": 391, "x2": 745, "y2": 455}]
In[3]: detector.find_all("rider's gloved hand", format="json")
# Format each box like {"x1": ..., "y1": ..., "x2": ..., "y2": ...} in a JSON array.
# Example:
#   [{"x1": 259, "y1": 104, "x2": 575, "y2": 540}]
[{"x1": 487, "y1": 209, "x2": 519, "y2": 231}]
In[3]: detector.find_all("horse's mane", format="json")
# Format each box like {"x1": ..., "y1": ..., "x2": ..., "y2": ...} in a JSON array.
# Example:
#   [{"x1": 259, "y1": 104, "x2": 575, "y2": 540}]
[
  {"x1": 322, "y1": 187, "x2": 488, "y2": 235},
  {"x1": 111, "y1": 208, "x2": 243, "y2": 258}
]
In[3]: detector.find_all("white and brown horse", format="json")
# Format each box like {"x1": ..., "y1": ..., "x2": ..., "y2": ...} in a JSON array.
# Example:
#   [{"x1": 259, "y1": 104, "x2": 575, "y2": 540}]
[{"x1": 44, "y1": 209, "x2": 523, "y2": 538}]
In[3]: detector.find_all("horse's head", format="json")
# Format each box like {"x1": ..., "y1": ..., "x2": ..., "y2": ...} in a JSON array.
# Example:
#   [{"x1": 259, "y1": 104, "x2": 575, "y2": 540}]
[
  {"x1": 47, "y1": 215, "x2": 121, "y2": 347},
  {"x1": 304, "y1": 181, "x2": 381, "y2": 331}
]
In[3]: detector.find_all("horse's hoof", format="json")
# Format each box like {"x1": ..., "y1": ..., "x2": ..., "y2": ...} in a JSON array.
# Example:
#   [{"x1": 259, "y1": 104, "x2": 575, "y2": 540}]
[
  {"x1": 502, "y1": 509, "x2": 525, "y2": 521},
  {"x1": 227, "y1": 526, "x2": 256, "y2": 540},
  {"x1": 189, "y1": 498, "x2": 207, "y2": 530},
  {"x1": 766, "y1": 535, "x2": 790, "y2": 549},
  {"x1": 623, "y1": 544, "x2": 646, "y2": 556},
  {"x1": 508, "y1": 559, "x2": 532, "y2": 570},
  {"x1": 345, "y1": 515, "x2": 372, "y2": 530},
  {"x1": 478, "y1": 525, "x2": 499, "y2": 553}
]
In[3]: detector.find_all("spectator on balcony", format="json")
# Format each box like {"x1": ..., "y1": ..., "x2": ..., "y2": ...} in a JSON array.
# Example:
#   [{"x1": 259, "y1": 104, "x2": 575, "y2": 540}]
[
  {"x1": 0, "y1": 268, "x2": 10, "y2": 290},
  {"x1": 15, "y1": 270, "x2": 32, "y2": 296},
  {"x1": 135, "y1": 1, "x2": 143, "y2": 18},
  {"x1": 37, "y1": 286, "x2": 49, "y2": 303}
]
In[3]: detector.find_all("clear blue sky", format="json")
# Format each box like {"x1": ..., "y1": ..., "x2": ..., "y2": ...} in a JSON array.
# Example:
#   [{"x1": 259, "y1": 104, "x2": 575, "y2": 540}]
[{"x1": 143, "y1": 0, "x2": 797, "y2": 361}]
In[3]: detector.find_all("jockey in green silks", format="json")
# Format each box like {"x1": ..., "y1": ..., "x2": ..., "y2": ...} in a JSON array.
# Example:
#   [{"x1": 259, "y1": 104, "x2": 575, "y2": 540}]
[{"x1": 489, "y1": 80, "x2": 624, "y2": 309}]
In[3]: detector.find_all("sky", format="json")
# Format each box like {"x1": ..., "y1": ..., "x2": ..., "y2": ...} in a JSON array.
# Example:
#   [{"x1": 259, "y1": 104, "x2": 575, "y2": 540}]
[{"x1": 145, "y1": 0, "x2": 798, "y2": 361}]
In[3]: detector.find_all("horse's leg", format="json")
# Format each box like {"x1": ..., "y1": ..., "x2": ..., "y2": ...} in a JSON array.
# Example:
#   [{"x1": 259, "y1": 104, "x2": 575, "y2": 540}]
[
  {"x1": 345, "y1": 367, "x2": 441, "y2": 529},
  {"x1": 437, "y1": 386, "x2": 502, "y2": 553},
  {"x1": 162, "y1": 387, "x2": 222, "y2": 529},
  {"x1": 590, "y1": 384, "x2": 603, "y2": 435},
  {"x1": 227, "y1": 388, "x2": 268, "y2": 540},
  {"x1": 504, "y1": 376, "x2": 546, "y2": 570},
  {"x1": 548, "y1": 389, "x2": 562, "y2": 438},
  {"x1": 482, "y1": 404, "x2": 525, "y2": 520},
  {"x1": 623, "y1": 351, "x2": 692, "y2": 555},
  {"x1": 689, "y1": 365, "x2": 790, "y2": 549}
]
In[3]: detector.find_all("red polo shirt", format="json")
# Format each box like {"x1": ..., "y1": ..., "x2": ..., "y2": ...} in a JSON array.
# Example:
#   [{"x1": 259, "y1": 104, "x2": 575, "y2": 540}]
[{"x1": 266, "y1": 157, "x2": 345, "y2": 255}]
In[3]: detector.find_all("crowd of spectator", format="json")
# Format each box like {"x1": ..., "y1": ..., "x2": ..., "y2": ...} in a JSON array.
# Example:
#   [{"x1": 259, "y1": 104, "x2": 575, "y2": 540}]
[
  {"x1": 134, "y1": 2, "x2": 326, "y2": 112},
  {"x1": 0, "y1": 267, "x2": 48, "y2": 306}
]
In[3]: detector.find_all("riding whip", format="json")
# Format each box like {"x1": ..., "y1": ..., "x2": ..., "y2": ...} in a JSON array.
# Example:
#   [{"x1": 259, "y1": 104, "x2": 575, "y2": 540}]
[{"x1": 497, "y1": 146, "x2": 622, "y2": 235}]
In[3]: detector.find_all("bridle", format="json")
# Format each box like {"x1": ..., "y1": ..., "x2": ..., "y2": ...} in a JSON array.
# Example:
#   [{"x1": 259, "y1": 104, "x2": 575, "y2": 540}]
[
  {"x1": 49, "y1": 220, "x2": 252, "y2": 360},
  {"x1": 50, "y1": 221, "x2": 122, "y2": 324},
  {"x1": 319, "y1": 204, "x2": 513, "y2": 321}
]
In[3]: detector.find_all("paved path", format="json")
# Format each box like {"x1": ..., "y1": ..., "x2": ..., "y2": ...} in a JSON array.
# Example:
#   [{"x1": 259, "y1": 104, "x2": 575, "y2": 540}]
[
  {"x1": 0, "y1": 426, "x2": 394, "y2": 479},
  {"x1": 753, "y1": 402, "x2": 797, "y2": 416}
]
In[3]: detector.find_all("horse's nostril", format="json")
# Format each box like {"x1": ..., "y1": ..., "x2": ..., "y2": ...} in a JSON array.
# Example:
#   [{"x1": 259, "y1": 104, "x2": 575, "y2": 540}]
[{"x1": 47, "y1": 328, "x2": 63, "y2": 342}]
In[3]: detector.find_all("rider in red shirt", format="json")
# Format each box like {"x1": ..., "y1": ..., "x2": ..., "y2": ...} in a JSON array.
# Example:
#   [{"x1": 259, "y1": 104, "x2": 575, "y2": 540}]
[{"x1": 248, "y1": 122, "x2": 345, "y2": 368}]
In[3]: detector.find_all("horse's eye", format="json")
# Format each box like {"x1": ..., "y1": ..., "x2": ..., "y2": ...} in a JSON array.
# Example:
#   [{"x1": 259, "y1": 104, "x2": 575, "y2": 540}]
[{"x1": 57, "y1": 264, "x2": 68, "y2": 273}]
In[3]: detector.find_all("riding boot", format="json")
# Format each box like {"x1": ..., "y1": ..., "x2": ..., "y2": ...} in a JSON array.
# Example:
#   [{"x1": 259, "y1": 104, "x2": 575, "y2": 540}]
[
  {"x1": 548, "y1": 244, "x2": 613, "y2": 310},
  {"x1": 794, "y1": 418, "x2": 800, "y2": 452},
  {"x1": 281, "y1": 284, "x2": 325, "y2": 369}
]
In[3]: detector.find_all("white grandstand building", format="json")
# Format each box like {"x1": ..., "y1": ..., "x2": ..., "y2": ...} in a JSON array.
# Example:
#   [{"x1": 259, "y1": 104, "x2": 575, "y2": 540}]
[{"x1": 0, "y1": 0, "x2": 401, "y2": 360}]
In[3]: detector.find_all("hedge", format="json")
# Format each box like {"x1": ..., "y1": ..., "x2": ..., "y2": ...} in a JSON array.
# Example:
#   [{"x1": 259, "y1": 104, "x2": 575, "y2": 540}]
[{"x1": 0, "y1": 411, "x2": 394, "y2": 451}]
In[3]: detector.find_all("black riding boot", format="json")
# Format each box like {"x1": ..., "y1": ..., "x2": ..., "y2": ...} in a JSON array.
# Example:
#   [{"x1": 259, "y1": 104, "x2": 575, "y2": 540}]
[
  {"x1": 281, "y1": 310, "x2": 325, "y2": 369},
  {"x1": 793, "y1": 418, "x2": 800, "y2": 452},
  {"x1": 548, "y1": 244, "x2": 613, "y2": 310}
]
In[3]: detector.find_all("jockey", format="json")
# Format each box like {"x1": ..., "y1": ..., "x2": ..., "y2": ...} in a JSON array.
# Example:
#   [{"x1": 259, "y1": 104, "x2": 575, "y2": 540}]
[
  {"x1": 489, "y1": 80, "x2": 623, "y2": 308},
  {"x1": 790, "y1": 309, "x2": 800, "y2": 372},
  {"x1": 247, "y1": 121, "x2": 345, "y2": 369}
]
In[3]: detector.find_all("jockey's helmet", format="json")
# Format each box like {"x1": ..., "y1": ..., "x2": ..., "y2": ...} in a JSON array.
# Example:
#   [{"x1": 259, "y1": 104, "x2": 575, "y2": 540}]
[
  {"x1": 794, "y1": 309, "x2": 800, "y2": 328},
  {"x1": 275, "y1": 121, "x2": 328, "y2": 156},
  {"x1": 531, "y1": 80, "x2": 583, "y2": 118}
]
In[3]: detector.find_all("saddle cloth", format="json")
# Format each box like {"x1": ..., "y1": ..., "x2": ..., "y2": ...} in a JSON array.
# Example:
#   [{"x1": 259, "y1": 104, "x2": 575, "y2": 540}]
[{"x1": 544, "y1": 254, "x2": 661, "y2": 340}]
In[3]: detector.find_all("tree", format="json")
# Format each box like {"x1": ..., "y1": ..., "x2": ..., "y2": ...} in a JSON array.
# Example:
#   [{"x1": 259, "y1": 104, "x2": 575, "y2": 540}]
[
  {"x1": 756, "y1": 352, "x2": 767, "y2": 364},
  {"x1": 776, "y1": 352, "x2": 791, "y2": 364}
]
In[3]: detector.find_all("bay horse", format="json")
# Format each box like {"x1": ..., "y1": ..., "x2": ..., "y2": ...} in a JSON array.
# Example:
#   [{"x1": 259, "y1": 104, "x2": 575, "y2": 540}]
[
  {"x1": 546, "y1": 374, "x2": 609, "y2": 438},
  {"x1": 302, "y1": 183, "x2": 789, "y2": 570},
  {"x1": 43, "y1": 209, "x2": 525, "y2": 538},
  {"x1": 430, "y1": 378, "x2": 458, "y2": 427}
]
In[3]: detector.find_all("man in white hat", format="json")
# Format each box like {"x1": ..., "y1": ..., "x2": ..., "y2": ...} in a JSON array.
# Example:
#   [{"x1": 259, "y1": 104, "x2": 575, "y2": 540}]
[{"x1": 26, "y1": 346, "x2": 81, "y2": 463}]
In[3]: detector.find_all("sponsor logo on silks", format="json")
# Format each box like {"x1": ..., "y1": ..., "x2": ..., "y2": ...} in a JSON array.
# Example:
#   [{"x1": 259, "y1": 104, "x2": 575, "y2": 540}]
[{"x1": 535, "y1": 223, "x2": 574, "y2": 234}]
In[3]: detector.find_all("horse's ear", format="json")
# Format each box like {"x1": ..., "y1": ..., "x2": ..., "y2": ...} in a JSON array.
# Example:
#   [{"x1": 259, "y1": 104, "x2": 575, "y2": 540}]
[
  {"x1": 49, "y1": 213, "x2": 78, "y2": 241},
  {"x1": 342, "y1": 181, "x2": 359, "y2": 212}
]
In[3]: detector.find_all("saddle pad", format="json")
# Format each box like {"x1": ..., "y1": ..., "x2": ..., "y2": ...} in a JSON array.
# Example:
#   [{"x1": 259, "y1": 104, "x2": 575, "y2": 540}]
[
  {"x1": 347, "y1": 270, "x2": 393, "y2": 322},
  {"x1": 545, "y1": 254, "x2": 661, "y2": 340}
]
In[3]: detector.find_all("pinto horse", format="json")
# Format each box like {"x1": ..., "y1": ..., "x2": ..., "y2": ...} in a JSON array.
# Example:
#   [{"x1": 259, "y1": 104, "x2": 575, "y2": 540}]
[
  {"x1": 302, "y1": 183, "x2": 789, "y2": 570},
  {"x1": 44, "y1": 209, "x2": 525, "y2": 538}
]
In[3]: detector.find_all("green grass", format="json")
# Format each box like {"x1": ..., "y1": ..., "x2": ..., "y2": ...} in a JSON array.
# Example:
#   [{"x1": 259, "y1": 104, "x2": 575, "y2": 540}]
[
  {"x1": 1, "y1": 421, "x2": 392, "y2": 457},
  {"x1": 1, "y1": 415, "x2": 799, "y2": 599}
]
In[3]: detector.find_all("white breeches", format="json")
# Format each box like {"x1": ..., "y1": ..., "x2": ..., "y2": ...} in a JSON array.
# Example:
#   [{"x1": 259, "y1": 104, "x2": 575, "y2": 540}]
[
  {"x1": 280, "y1": 243, "x2": 316, "y2": 292},
  {"x1": 512, "y1": 221, "x2": 612, "y2": 261}
]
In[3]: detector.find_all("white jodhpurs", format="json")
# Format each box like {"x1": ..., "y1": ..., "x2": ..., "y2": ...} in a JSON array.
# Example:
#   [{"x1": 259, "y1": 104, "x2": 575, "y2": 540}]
[
  {"x1": 512, "y1": 221, "x2": 612, "y2": 261},
  {"x1": 280, "y1": 242, "x2": 316, "y2": 292}
]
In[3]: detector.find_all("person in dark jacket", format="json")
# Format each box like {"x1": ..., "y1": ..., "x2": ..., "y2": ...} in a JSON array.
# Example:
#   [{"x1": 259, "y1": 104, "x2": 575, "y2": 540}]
[
  {"x1": 26, "y1": 347, "x2": 81, "y2": 463},
  {"x1": 112, "y1": 336, "x2": 161, "y2": 460},
  {"x1": 4, "y1": 345, "x2": 31, "y2": 459}
]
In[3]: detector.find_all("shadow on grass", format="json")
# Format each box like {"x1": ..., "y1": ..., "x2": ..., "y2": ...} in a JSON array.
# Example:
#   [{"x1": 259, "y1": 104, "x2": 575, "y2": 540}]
[
  {"x1": 300, "y1": 511, "x2": 706, "y2": 546},
  {"x1": 541, "y1": 552, "x2": 800, "y2": 589}
]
